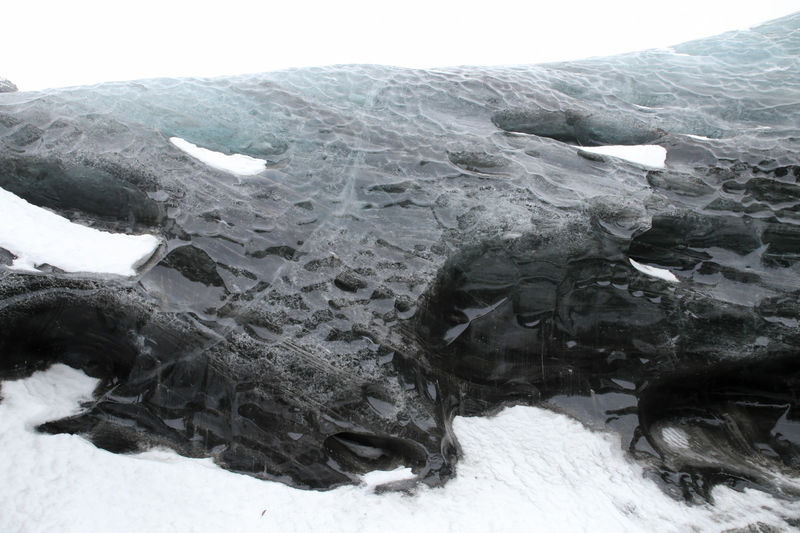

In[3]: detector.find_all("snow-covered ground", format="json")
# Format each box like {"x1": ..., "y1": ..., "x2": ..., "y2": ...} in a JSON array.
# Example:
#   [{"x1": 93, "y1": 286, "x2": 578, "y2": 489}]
[
  {"x1": 0, "y1": 187, "x2": 160, "y2": 276},
  {"x1": 2, "y1": 365, "x2": 798, "y2": 533}
]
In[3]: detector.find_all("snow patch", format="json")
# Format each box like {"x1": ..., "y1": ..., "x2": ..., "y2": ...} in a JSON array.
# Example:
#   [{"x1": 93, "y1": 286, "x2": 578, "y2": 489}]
[
  {"x1": 629, "y1": 258, "x2": 679, "y2": 283},
  {"x1": 170, "y1": 137, "x2": 267, "y2": 175},
  {"x1": 0, "y1": 187, "x2": 160, "y2": 276},
  {"x1": 361, "y1": 466, "x2": 416, "y2": 488},
  {"x1": 2, "y1": 366, "x2": 799, "y2": 532},
  {"x1": 579, "y1": 145, "x2": 667, "y2": 168}
]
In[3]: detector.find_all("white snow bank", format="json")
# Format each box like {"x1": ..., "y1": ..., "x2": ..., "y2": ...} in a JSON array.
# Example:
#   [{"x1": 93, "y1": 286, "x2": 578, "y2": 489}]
[
  {"x1": 170, "y1": 137, "x2": 267, "y2": 175},
  {"x1": 629, "y1": 258, "x2": 679, "y2": 282},
  {"x1": 579, "y1": 145, "x2": 667, "y2": 168},
  {"x1": 2, "y1": 365, "x2": 798, "y2": 533},
  {"x1": 0, "y1": 187, "x2": 160, "y2": 276}
]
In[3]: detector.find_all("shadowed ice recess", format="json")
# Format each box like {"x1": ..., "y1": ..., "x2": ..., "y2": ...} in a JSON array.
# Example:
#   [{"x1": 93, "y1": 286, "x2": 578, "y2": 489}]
[{"x1": 1, "y1": 11, "x2": 799, "y2": 523}]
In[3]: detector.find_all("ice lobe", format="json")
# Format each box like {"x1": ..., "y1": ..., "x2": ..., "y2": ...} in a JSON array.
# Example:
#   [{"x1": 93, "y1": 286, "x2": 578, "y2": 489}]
[{"x1": 0, "y1": 187, "x2": 160, "y2": 276}]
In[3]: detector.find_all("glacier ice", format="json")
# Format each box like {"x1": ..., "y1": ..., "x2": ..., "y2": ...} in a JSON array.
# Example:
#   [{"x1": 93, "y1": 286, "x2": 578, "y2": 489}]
[{"x1": 0, "y1": 12, "x2": 799, "y2": 518}]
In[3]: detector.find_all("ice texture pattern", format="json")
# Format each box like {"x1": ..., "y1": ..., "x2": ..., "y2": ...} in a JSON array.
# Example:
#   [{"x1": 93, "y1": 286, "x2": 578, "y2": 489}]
[{"x1": 0, "y1": 12, "x2": 799, "y2": 522}]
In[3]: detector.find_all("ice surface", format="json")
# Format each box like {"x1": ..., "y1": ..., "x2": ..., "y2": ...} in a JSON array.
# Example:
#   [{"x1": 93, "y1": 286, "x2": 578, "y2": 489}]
[
  {"x1": 0, "y1": 11, "x2": 799, "y2": 526},
  {"x1": 1, "y1": 365, "x2": 799, "y2": 533},
  {"x1": 169, "y1": 137, "x2": 267, "y2": 175},
  {"x1": 0, "y1": 186, "x2": 160, "y2": 275}
]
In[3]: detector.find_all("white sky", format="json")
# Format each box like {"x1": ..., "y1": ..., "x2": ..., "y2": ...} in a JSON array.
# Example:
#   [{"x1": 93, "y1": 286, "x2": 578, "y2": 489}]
[{"x1": 2, "y1": 1, "x2": 800, "y2": 90}]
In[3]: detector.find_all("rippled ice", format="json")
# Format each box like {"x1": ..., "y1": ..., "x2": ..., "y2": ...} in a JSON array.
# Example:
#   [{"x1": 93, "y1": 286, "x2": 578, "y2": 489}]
[{"x1": 0, "y1": 11, "x2": 799, "y2": 529}]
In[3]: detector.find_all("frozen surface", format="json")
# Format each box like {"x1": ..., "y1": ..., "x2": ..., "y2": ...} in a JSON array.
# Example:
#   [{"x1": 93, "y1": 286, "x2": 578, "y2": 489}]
[
  {"x1": 0, "y1": 186, "x2": 160, "y2": 275},
  {"x1": 169, "y1": 137, "x2": 267, "y2": 176},
  {"x1": 1, "y1": 365, "x2": 799, "y2": 533},
  {"x1": 0, "y1": 11, "x2": 799, "y2": 529}
]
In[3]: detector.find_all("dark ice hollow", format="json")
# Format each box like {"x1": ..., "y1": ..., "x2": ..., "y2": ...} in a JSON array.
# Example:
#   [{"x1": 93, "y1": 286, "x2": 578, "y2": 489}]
[{"x1": 1, "y1": 13, "x2": 799, "y2": 505}]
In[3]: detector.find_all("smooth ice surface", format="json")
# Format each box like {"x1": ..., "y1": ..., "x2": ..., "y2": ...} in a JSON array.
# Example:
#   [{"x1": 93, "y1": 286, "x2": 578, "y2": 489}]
[
  {"x1": 169, "y1": 137, "x2": 266, "y2": 175},
  {"x1": 629, "y1": 258, "x2": 679, "y2": 282},
  {"x1": 578, "y1": 145, "x2": 667, "y2": 168},
  {"x1": 0, "y1": 187, "x2": 159, "y2": 275},
  {"x1": 1, "y1": 365, "x2": 798, "y2": 533}
]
